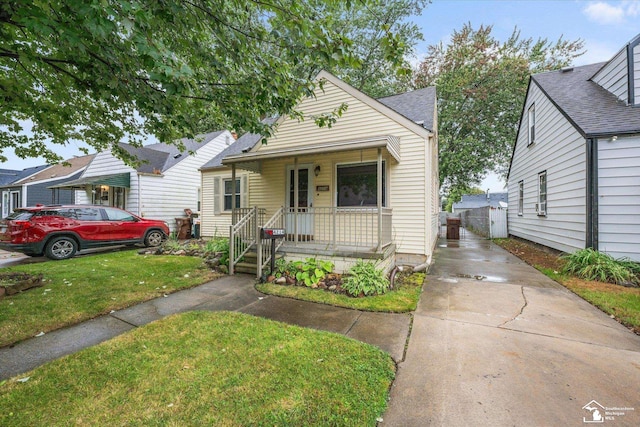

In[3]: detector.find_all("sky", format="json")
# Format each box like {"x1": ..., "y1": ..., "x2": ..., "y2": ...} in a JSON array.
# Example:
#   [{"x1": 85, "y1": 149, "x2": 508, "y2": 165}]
[{"x1": 3, "y1": 0, "x2": 640, "y2": 191}]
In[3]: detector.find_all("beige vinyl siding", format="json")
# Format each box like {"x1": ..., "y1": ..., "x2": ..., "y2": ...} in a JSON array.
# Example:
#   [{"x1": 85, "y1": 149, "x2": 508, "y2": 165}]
[
  {"x1": 634, "y1": 44, "x2": 640, "y2": 105},
  {"x1": 598, "y1": 134, "x2": 640, "y2": 261},
  {"x1": 508, "y1": 82, "x2": 587, "y2": 253},
  {"x1": 200, "y1": 170, "x2": 252, "y2": 238},
  {"x1": 592, "y1": 48, "x2": 628, "y2": 102},
  {"x1": 244, "y1": 79, "x2": 434, "y2": 258}
]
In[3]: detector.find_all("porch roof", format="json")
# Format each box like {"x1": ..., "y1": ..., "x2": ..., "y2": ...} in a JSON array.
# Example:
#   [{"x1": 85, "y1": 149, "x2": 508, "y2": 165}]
[
  {"x1": 221, "y1": 135, "x2": 400, "y2": 172},
  {"x1": 48, "y1": 172, "x2": 131, "y2": 189}
]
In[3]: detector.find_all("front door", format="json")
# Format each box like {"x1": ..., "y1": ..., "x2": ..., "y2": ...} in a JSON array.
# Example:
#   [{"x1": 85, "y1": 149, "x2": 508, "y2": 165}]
[{"x1": 286, "y1": 165, "x2": 313, "y2": 239}]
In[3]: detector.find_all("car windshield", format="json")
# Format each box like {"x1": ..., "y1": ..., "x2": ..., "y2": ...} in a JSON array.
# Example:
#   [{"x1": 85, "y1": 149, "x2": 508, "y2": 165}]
[{"x1": 6, "y1": 210, "x2": 34, "y2": 221}]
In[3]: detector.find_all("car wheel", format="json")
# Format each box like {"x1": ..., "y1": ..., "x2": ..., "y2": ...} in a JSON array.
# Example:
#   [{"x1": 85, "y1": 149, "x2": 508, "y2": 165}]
[
  {"x1": 45, "y1": 236, "x2": 78, "y2": 260},
  {"x1": 144, "y1": 230, "x2": 164, "y2": 247}
]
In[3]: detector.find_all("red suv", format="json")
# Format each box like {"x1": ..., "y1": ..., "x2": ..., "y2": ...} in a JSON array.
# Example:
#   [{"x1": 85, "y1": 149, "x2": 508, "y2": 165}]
[{"x1": 0, "y1": 205, "x2": 170, "y2": 260}]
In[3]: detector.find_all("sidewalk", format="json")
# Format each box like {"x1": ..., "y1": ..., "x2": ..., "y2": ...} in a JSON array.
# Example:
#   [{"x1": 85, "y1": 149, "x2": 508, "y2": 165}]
[
  {"x1": 383, "y1": 231, "x2": 640, "y2": 426},
  {"x1": 0, "y1": 274, "x2": 411, "y2": 380}
]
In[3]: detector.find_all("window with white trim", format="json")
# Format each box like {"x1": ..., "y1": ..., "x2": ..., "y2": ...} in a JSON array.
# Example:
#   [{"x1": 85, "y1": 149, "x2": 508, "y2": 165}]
[
  {"x1": 336, "y1": 162, "x2": 386, "y2": 207},
  {"x1": 528, "y1": 104, "x2": 536, "y2": 145},
  {"x1": 224, "y1": 178, "x2": 240, "y2": 211},
  {"x1": 518, "y1": 181, "x2": 524, "y2": 215},
  {"x1": 537, "y1": 171, "x2": 547, "y2": 216}
]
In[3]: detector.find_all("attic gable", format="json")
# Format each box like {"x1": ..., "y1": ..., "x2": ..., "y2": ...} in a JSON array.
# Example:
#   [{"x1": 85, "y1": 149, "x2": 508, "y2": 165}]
[{"x1": 592, "y1": 33, "x2": 640, "y2": 106}]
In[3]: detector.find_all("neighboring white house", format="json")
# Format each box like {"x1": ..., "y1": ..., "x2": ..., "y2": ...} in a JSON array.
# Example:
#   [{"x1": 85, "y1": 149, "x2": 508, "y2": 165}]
[
  {"x1": 452, "y1": 192, "x2": 508, "y2": 214},
  {"x1": 200, "y1": 70, "x2": 439, "y2": 274},
  {"x1": 54, "y1": 131, "x2": 233, "y2": 233},
  {"x1": 508, "y1": 33, "x2": 640, "y2": 261}
]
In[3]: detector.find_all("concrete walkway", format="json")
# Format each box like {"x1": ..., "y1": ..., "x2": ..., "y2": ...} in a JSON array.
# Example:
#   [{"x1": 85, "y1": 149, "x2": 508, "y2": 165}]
[
  {"x1": 383, "y1": 232, "x2": 640, "y2": 426},
  {"x1": 0, "y1": 274, "x2": 410, "y2": 380}
]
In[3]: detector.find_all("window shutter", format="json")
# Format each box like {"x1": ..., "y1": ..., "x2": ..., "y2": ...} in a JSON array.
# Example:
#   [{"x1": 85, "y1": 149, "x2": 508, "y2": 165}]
[
  {"x1": 241, "y1": 175, "x2": 248, "y2": 208},
  {"x1": 213, "y1": 176, "x2": 221, "y2": 215}
]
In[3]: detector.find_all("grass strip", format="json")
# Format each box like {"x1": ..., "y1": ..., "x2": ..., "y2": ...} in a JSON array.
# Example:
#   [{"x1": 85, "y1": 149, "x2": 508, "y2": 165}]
[
  {"x1": 0, "y1": 311, "x2": 395, "y2": 426},
  {"x1": 0, "y1": 250, "x2": 218, "y2": 347},
  {"x1": 256, "y1": 272, "x2": 424, "y2": 312}
]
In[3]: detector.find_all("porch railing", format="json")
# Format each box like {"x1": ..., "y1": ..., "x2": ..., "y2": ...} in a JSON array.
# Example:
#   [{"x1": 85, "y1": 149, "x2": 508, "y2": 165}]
[
  {"x1": 230, "y1": 206, "x2": 393, "y2": 276},
  {"x1": 257, "y1": 207, "x2": 286, "y2": 278},
  {"x1": 229, "y1": 207, "x2": 264, "y2": 275},
  {"x1": 283, "y1": 207, "x2": 393, "y2": 250}
]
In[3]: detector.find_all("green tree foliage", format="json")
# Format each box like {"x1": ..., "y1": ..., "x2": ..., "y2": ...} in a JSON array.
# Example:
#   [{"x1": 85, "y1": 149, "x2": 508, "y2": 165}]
[
  {"x1": 328, "y1": 0, "x2": 427, "y2": 97},
  {"x1": 414, "y1": 24, "x2": 584, "y2": 194},
  {"x1": 0, "y1": 0, "x2": 425, "y2": 165}
]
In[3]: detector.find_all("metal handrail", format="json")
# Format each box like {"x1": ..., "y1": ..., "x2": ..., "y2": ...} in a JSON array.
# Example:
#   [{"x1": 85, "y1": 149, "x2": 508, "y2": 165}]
[
  {"x1": 229, "y1": 206, "x2": 258, "y2": 275},
  {"x1": 258, "y1": 207, "x2": 285, "y2": 277}
]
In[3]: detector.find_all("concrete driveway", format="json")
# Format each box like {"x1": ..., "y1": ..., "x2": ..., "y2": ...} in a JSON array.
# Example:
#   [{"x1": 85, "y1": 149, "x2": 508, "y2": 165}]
[{"x1": 384, "y1": 231, "x2": 640, "y2": 426}]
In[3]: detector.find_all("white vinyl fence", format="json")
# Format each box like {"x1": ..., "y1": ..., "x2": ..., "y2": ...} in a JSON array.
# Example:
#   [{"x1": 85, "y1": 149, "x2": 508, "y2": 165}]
[{"x1": 490, "y1": 208, "x2": 508, "y2": 238}]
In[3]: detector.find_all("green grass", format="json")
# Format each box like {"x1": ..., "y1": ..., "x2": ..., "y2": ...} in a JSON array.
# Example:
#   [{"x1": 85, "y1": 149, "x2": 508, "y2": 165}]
[
  {"x1": 0, "y1": 250, "x2": 219, "y2": 347},
  {"x1": 0, "y1": 311, "x2": 395, "y2": 426},
  {"x1": 257, "y1": 272, "x2": 424, "y2": 312}
]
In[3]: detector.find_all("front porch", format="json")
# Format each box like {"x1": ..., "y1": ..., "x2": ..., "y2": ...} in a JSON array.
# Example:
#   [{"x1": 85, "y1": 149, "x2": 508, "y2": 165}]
[{"x1": 230, "y1": 206, "x2": 395, "y2": 277}]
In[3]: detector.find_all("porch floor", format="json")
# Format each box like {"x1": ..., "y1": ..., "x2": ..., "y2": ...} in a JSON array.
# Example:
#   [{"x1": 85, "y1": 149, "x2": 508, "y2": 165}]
[{"x1": 279, "y1": 241, "x2": 396, "y2": 260}]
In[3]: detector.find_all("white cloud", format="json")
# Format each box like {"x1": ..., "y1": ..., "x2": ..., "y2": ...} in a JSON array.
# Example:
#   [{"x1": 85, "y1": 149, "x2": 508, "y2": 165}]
[
  {"x1": 583, "y1": 0, "x2": 640, "y2": 24},
  {"x1": 583, "y1": 2, "x2": 625, "y2": 24},
  {"x1": 625, "y1": 0, "x2": 640, "y2": 16}
]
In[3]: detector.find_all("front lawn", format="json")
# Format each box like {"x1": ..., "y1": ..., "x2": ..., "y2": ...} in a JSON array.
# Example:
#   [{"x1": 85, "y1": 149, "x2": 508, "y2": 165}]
[
  {"x1": 0, "y1": 311, "x2": 395, "y2": 426},
  {"x1": 0, "y1": 250, "x2": 219, "y2": 347},
  {"x1": 257, "y1": 271, "x2": 424, "y2": 312},
  {"x1": 494, "y1": 238, "x2": 640, "y2": 334}
]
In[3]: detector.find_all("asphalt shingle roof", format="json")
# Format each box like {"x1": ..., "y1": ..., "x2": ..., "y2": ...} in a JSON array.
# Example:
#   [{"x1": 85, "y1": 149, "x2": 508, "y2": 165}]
[
  {"x1": 453, "y1": 193, "x2": 508, "y2": 210},
  {"x1": 533, "y1": 63, "x2": 640, "y2": 137},
  {"x1": 377, "y1": 87, "x2": 436, "y2": 131},
  {"x1": 200, "y1": 132, "x2": 262, "y2": 170},
  {"x1": 120, "y1": 130, "x2": 225, "y2": 173},
  {"x1": 0, "y1": 169, "x2": 21, "y2": 186}
]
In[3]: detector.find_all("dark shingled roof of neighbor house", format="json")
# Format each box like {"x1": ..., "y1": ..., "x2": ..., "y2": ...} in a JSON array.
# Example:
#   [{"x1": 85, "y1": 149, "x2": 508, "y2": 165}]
[
  {"x1": 532, "y1": 62, "x2": 640, "y2": 137},
  {"x1": 120, "y1": 130, "x2": 225, "y2": 174},
  {"x1": 453, "y1": 193, "x2": 508, "y2": 210},
  {"x1": 377, "y1": 87, "x2": 436, "y2": 132}
]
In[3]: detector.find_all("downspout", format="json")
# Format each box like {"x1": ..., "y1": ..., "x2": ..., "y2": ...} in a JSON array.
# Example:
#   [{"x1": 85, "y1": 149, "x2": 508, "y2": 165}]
[
  {"x1": 586, "y1": 138, "x2": 598, "y2": 250},
  {"x1": 137, "y1": 173, "x2": 141, "y2": 216}
]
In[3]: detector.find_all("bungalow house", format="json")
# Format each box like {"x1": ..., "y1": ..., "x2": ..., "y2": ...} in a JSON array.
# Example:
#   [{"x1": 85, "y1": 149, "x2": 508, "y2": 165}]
[
  {"x1": 53, "y1": 131, "x2": 233, "y2": 233},
  {"x1": 1, "y1": 164, "x2": 50, "y2": 217},
  {"x1": 452, "y1": 192, "x2": 508, "y2": 214},
  {"x1": 200, "y1": 70, "x2": 439, "y2": 275},
  {"x1": 508, "y1": 34, "x2": 640, "y2": 261}
]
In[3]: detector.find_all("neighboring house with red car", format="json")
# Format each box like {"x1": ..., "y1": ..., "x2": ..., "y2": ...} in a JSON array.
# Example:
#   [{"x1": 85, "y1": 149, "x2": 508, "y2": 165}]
[
  {"x1": 1, "y1": 155, "x2": 94, "y2": 218},
  {"x1": 52, "y1": 131, "x2": 233, "y2": 233}
]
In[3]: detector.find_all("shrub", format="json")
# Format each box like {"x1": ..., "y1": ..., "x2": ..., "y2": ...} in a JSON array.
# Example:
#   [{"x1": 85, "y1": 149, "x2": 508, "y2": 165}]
[
  {"x1": 291, "y1": 258, "x2": 334, "y2": 287},
  {"x1": 562, "y1": 248, "x2": 639, "y2": 285},
  {"x1": 204, "y1": 238, "x2": 230, "y2": 266},
  {"x1": 162, "y1": 237, "x2": 183, "y2": 252},
  {"x1": 342, "y1": 260, "x2": 390, "y2": 297}
]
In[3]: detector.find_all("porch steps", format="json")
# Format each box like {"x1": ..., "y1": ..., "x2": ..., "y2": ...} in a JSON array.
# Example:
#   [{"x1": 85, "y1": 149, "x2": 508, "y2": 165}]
[{"x1": 233, "y1": 250, "x2": 284, "y2": 275}]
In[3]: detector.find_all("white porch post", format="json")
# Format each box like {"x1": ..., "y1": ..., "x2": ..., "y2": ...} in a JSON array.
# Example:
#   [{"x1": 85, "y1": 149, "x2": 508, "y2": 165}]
[
  {"x1": 377, "y1": 148, "x2": 382, "y2": 251},
  {"x1": 293, "y1": 157, "x2": 299, "y2": 245},
  {"x1": 231, "y1": 164, "x2": 237, "y2": 224}
]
